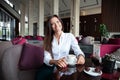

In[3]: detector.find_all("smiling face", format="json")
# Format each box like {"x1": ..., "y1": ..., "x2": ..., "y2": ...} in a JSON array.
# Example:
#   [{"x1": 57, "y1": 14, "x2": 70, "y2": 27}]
[{"x1": 50, "y1": 17, "x2": 62, "y2": 34}]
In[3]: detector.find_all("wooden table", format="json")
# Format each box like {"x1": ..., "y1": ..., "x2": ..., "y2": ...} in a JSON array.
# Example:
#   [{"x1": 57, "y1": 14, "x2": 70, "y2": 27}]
[{"x1": 55, "y1": 65, "x2": 120, "y2": 80}]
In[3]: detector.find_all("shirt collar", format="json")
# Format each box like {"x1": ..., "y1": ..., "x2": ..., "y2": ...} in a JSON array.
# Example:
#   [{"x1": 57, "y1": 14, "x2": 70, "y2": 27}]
[
  {"x1": 53, "y1": 31, "x2": 64, "y2": 39},
  {"x1": 60, "y1": 31, "x2": 64, "y2": 38}
]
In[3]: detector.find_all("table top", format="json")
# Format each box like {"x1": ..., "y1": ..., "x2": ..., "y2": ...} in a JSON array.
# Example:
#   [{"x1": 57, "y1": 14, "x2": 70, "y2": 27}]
[{"x1": 55, "y1": 65, "x2": 120, "y2": 80}]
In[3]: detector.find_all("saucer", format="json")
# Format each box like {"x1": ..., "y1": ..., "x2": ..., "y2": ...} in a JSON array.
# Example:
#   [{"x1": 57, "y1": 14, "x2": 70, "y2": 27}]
[{"x1": 84, "y1": 67, "x2": 102, "y2": 76}]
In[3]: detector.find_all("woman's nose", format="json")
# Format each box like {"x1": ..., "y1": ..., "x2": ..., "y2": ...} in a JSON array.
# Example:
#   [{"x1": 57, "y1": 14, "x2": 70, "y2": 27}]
[{"x1": 55, "y1": 23, "x2": 59, "y2": 27}]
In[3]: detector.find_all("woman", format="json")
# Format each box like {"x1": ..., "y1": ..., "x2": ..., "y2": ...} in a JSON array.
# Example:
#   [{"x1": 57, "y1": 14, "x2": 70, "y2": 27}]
[{"x1": 36, "y1": 15, "x2": 85, "y2": 80}]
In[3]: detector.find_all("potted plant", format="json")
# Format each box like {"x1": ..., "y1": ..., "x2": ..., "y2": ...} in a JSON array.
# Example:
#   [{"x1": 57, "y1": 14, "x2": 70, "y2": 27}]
[{"x1": 99, "y1": 24, "x2": 109, "y2": 43}]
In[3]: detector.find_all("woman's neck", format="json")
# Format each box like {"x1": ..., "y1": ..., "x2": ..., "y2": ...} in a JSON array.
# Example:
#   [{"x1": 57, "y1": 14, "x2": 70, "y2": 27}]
[
  {"x1": 54, "y1": 31, "x2": 62, "y2": 43},
  {"x1": 55, "y1": 31, "x2": 62, "y2": 38}
]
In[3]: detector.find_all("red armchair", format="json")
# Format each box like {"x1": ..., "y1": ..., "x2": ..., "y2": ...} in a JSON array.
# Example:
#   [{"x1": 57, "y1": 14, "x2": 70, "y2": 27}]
[
  {"x1": 100, "y1": 38, "x2": 120, "y2": 57},
  {"x1": 100, "y1": 44, "x2": 120, "y2": 57}
]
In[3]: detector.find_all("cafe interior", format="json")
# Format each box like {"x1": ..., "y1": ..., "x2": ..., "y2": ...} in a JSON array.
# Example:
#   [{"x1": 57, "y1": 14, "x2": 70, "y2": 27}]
[{"x1": 0, "y1": 0, "x2": 120, "y2": 80}]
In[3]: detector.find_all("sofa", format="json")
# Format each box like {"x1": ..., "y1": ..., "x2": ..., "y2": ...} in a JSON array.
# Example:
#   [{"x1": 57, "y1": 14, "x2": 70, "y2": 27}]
[
  {"x1": 100, "y1": 38, "x2": 120, "y2": 57},
  {"x1": 0, "y1": 40, "x2": 44, "y2": 80},
  {"x1": 0, "y1": 41, "x2": 13, "y2": 80},
  {"x1": 93, "y1": 38, "x2": 120, "y2": 59},
  {"x1": 1, "y1": 45, "x2": 36, "y2": 80},
  {"x1": 0, "y1": 41, "x2": 13, "y2": 60}
]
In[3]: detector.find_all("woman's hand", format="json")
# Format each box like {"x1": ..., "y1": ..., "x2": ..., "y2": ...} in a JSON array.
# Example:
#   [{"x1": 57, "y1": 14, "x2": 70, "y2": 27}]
[
  {"x1": 77, "y1": 55, "x2": 85, "y2": 65},
  {"x1": 49, "y1": 57, "x2": 67, "y2": 68},
  {"x1": 54, "y1": 57, "x2": 67, "y2": 68}
]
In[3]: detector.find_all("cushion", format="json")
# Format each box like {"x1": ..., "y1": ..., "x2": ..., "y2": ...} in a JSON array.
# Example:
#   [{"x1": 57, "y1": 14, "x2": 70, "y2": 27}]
[
  {"x1": 18, "y1": 43, "x2": 44, "y2": 70},
  {"x1": 110, "y1": 48, "x2": 120, "y2": 61}
]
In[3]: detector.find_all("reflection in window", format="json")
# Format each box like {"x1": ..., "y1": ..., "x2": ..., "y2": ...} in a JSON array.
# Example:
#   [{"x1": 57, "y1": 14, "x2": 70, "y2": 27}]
[{"x1": 0, "y1": 8, "x2": 15, "y2": 40}]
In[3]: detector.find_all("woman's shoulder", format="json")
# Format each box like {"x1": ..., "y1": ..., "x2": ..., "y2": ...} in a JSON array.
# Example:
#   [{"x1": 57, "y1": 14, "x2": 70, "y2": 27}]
[
  {"x1": 63, "y1": 32, "x2": 74, "y2": 37},
  {"x1": 64, "y1": 33, "x2": 73, "y2": 36},
  {"x1": 64, "y1": 32, "x2": 73, "y2": 36}
]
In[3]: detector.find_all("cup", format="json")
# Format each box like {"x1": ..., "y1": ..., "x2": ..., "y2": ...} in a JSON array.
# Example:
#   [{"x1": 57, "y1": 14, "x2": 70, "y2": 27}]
[
  {"x1": 66, "y1": 54, "x2": 77, "y2": 65},
  {"x1": 67, "y1": 67, "x2": 76, "y2": 74}
]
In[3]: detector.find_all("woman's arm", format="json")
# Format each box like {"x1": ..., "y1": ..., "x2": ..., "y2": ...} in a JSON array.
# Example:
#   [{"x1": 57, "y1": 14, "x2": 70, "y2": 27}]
[
  {"x1": 44, "y1": 51, "x2": 67, "y2": 67},
  {"x1": 77, "y1": 54, "x2": 85, "y2": 64},
  {"x1": 70, "y1": 33, "x2": 85, "y2": 64},
  {"x1": 70, "y1": 34, "x2": 84, "y2": 56}
]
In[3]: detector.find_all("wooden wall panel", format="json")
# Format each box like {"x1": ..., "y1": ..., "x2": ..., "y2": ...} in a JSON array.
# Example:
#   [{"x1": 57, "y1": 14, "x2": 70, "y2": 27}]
[
  {"x1": 61, "y1": 14, "x2": 102, "y2": 40},
  {"x1": 80, "y1": 14, "x2": 102, "y2": 40},
  {"x1": 102, "y1": 0, "x2": 120, "y2": 32}
]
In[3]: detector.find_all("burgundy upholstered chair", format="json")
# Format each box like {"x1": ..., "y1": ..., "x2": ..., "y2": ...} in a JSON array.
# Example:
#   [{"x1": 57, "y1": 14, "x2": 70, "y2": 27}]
[
  {"x1": 11, "y1": 37, "x2": 27, "y2": 45},
  {"x1": 35, "y1": 36, "x2": 43, "y2": 41}
]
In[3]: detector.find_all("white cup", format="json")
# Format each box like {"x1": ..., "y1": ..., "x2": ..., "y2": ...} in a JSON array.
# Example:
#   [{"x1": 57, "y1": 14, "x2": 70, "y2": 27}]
[{"x1": 66, "y1": 54, "x2": 77, "y2": 65}]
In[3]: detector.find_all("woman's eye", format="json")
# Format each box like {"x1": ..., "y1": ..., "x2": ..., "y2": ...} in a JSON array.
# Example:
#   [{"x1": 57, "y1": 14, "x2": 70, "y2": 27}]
[
  {"x1": 57, "y1": 21, "x2": 59, "y2": 23},
  {"x1": 51, "y1": 23, "x2": 54, "y2": 26}
]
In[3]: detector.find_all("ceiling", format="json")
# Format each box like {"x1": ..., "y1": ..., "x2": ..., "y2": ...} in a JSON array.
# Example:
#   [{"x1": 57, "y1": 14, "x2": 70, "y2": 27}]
[{"x1": 8, "y1": 0, "x2": 101, "y2": 17}]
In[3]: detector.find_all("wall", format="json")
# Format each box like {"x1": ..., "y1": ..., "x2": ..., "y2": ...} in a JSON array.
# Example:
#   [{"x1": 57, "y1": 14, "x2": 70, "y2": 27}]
[
  {"x1": 102, "y1": 0, "x2": 120, "y2": 32},
  {"x1": 80, "y1": 14, "x2": 102, "y2": 41}
]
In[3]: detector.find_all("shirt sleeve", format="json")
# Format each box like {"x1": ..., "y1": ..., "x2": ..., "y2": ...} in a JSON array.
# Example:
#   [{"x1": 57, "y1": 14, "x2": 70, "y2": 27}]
[
  {"x1": 70, "y1": 33, "x2": 85, "y2": 57},
  {"x1": 44, "y1": 50, "x2": 53, "y2": 66}
]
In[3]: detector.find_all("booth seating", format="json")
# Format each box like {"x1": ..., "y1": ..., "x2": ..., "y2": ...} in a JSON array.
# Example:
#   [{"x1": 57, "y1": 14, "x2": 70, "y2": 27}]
[
  {"x1": 0, "y1": 41, "x2": 13, "y2": 61},
  {"x1": 0, "y1": 41, "x2": 44, "y2": 80},
  {"x1": 0, "y1": 41, "x2": 13, "y2": 80},
  {"x1": 1, "y1": 45, "x2": 36, "y2": 80}
]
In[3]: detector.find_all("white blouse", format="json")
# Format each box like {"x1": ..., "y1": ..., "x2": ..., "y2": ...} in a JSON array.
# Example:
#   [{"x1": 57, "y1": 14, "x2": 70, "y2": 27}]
[{"x1": 44, "y1": 32, "x2": 84, "y2": 66}]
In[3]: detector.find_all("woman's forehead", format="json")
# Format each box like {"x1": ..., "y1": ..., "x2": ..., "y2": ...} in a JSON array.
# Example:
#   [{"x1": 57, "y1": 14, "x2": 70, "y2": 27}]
[{"x1": 50, "y1": 17, "x2": 59, "y2": 23}]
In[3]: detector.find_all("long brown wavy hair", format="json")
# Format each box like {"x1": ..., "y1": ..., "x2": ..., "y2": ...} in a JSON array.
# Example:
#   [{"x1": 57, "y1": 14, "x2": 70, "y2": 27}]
[{"x1": 44, "y1": 15, "x2": 64, "y2": 58}]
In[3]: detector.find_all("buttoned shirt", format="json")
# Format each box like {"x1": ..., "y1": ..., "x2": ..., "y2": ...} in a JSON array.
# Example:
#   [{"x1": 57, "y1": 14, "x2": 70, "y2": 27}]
[{"x1": 44, "y1": 32, "x2": 84, "y2": 66}]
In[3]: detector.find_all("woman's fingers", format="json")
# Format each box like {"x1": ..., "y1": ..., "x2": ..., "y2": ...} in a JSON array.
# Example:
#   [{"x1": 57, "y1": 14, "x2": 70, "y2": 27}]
[{"x1": 57, "y1": 58, "x2": 67, "y2": 68}]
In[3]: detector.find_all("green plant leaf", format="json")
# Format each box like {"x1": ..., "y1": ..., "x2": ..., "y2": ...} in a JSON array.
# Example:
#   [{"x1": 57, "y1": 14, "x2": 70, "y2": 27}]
[{"x1": 99, "y1": 24, "x2": 109, "y2": 38}]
